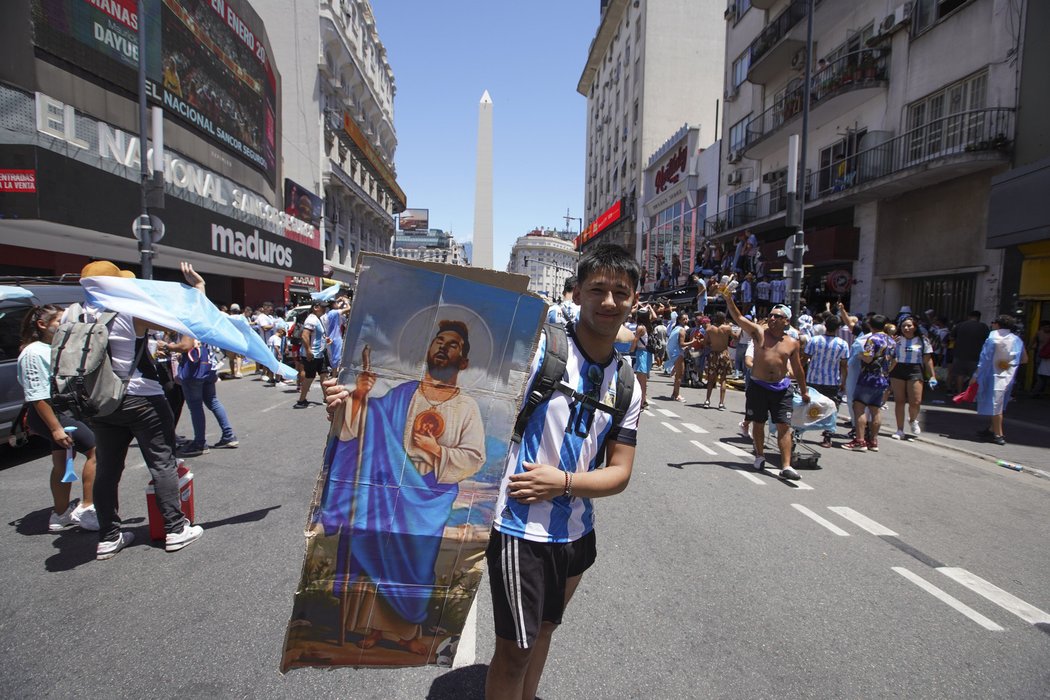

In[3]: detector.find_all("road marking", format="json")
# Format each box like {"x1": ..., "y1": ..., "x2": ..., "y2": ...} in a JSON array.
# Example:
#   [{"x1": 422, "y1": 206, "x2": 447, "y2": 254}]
[
  {"x1": 657, "y1": 408, "x2": 679, "y2": 418},
  {"x1": 731, "y1": 468, "x2": 766, "y2": 485},
  {"x1": 261, "y1": 401, "x2": 289, "y2": 413},
  {"x1": 937, "y1": 567, "x2": 1050, "y2": 626},
  {"x1": 661, "y1": 422, "x2": 681, "y2": 433},
  {"x1": 792, "y1": 504, "x2": 849, "y2": 536},
  {"x1": 452, "y1": 595, "x2": 480, "y2": 667},
  {"x1": 893, "y1": 567, "x2": 1003, "y2": 631},
  {"x1": 828, "y1": 507, "x2": 898, "y2": 536},
  {"x1": 690, "y1": 440, "x2": 717, "y2": 455},
  {"x1": 714, "y1": 442, "x2": 751, "y2": 458},
  {"x1": 642, "y1": 409, "x2": 655, "y2": 417},
  {"x1": 681, "y1": 423, "x2": 709, "y2": 434}
]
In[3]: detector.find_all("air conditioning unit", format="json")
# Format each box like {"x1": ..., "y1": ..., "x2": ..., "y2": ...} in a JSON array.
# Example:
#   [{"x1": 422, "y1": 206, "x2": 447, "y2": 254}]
[
  {"x1": 727, "y1": 149, "x2": 743, "y2": 164},
  {"x1": 724, "y1": 4, "x2": 737, "y2": 21},
  {"x1": 727, "y1": 171, "x2": 743, "y2": 186},
  {"x1": 882, "y1": 2, "x2": 913, "y2": 33},
  {"x1": 762, "y1": 171, "x2": 780, "y2": 184},
  {"x1": 791, "y1": 48, "x2": 807, "y2": 71},
  {"x1": 724, "y1": 86, "x2": 739, "y2": 102}
]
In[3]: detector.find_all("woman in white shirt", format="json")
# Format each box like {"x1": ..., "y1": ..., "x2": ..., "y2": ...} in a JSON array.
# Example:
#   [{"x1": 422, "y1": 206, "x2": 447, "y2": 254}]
[
  {"x1": 16, "y1": 305, "x2": 98, "y2": 532},
  {"x1": 889, "y1": 316, "x2": 936, "y2": 440}
]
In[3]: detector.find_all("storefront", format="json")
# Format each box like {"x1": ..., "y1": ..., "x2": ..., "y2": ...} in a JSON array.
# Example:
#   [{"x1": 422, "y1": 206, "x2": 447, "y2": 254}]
[
  {"x1": 758, "y1": 225, "x2": 860, "y2": 310},
  {"x1": 577, "y1": 199, "x2": 628, "y2": 251}
]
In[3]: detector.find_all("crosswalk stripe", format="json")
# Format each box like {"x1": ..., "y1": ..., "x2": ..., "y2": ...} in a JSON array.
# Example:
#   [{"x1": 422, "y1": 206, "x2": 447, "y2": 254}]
[
  {"x1": 731, "y1": 467, "x2": 766, "y2": 485},
  {"x1": 937, "y1": 567, "x2": 1050, "y2": 625},
  {"x1": 681, "y1": 423, "x2": 708, "y2": 434},
  {"x1": 657, "y1": 408, "x2": 679, "y2": 418},
  {"x1": 661, "y1": 422, "x2": 681, "y2": 433},
  {"x1": 893, "y1": 567, "x2": 1004, "y2": 631},
  {"x1": 714, "y1": 442, "x2": 751, "y2": 458},
  {"x1": 827, "y1": 507, "x2": 898, "y2": 536},
  {"x1": 792, "y1": 504, "x2": 849, "y2": 535},
  {"x1": 642, "y1": 409, "x2": 655, "y2": 417},
  {"x1": 690, "y1": 440, "x2": 717, "y2": 455}
]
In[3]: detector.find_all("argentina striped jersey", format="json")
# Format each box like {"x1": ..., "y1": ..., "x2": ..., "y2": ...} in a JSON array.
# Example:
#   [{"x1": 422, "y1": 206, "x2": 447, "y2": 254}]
[
  {"x1": 805, "y1": 334, "x2": 850, "y2": 386},
  {"x1": 494, "y1": 326, "x2": 642, "y2": 544},
  {"x1": 893, "y1": 336, "x2": 932, "y2": 364}
]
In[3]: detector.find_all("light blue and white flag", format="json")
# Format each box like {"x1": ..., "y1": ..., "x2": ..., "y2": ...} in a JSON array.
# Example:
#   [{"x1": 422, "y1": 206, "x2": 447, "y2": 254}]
[
  {"x1": 310, "y1": 283, "x2": 342, "y2": 302},
  {"x1": 0, "y1": 286, "x2": 35, "y2": 302},
  {"x1": 81, "y1": 277, "x2": 297, "y2": 378}
]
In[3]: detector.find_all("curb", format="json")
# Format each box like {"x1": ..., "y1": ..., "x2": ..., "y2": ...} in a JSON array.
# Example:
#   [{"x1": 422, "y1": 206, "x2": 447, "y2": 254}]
[{"x1": 912, "y1": 435, "x2": 1047, "y2": 480}]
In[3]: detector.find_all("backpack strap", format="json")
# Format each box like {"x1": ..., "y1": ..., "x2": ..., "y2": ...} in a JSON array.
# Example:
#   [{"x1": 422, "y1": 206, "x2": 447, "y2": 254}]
[{"x1": 511, "y1": 322, "x2": 569, "y2": 444}]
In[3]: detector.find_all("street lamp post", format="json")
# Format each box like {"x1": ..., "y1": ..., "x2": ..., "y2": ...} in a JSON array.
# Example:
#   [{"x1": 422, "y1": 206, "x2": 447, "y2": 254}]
[{"x1": 785, "y1": 0, "x2": 815, "y2": 319}]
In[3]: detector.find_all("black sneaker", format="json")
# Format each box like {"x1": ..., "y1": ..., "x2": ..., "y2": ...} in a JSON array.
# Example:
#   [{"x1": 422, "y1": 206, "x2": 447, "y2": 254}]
[
  {"x1": 213, "y1": 436, "x2": 239, "y2": 449},
  {"x1": 176, "y1": 443, "x2": 209, "y2": 457},
  {"x1": 293, "y1": 400, "x2": 310, "y2": 408},
  {"x1": 991, "y1": 435, "x2": 1006, "y2": 446}
]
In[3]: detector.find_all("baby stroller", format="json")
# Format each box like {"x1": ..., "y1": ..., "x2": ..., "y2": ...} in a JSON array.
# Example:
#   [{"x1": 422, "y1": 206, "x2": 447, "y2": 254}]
[
  {"x1": 684, "y1": 346, "x2": 704, "y2": 388},
  {"x1": 763, "y1": 383, "x2": 837, "y2": 470}
]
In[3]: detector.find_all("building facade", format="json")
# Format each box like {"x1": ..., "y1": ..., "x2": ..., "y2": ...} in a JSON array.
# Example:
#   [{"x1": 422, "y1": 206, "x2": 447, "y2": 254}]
[
  {"x1": 314, "y1": 0, "x2": 405, "y2": 283},
  {"x1": 507, "y1": 229, "x2": 579, "y2": 300},
  {"x1": 393, "y1": 229, "x2": 468, "y2": 266},
  {"x1": 577, "y1": 0, "x2": 726, "y2": 258},
  {"x1": 712, "y1": 0, "x2": 1022, "y2": 321},
  {"x1": 0, "y1": 0, "x2": 323, "y2": 305}
]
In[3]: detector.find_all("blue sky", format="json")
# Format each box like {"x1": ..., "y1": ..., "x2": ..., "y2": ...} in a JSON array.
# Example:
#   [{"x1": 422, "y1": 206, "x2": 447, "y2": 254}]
[{"x1": 371, "y1": 1, "x2": 599, "y2": 268}]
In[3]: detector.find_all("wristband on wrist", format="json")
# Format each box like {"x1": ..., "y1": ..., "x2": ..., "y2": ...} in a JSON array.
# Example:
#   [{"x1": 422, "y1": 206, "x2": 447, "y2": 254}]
[{"x1": 563, "y1": 471, "x2": 573, "y2": 498}]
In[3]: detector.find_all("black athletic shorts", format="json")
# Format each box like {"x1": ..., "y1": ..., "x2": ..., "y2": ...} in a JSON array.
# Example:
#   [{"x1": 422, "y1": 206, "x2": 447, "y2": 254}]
[
  {"x1": 486, "y1": 527, "x2": 597, "y2": 650},
  {"x1": 810, "y1": 383, "x2": 842, "y2": 406},
  {"x1": 302, "y1": 357, "x2": 326, "y2": 378},
  {"x1": 26, "y1": 406, "x2": 96, "y2": 453},
  {"x1": 745, "y1": 382, "x2": 794, "y2": 425},
  {"x1": 889, "y1": 362, "x2": 923, "y2": 382}
]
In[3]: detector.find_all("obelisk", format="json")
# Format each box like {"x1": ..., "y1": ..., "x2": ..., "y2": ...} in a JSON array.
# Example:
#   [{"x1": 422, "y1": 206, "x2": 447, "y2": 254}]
[{"x1": 471, "y1": 90, "x2": 493, "y2": 269}]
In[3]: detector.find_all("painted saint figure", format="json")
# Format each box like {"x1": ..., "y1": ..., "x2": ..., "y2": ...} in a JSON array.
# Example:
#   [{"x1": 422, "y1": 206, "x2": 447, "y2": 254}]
[{"x1": 316, "y1": 320, "x2": 486, "y2": 655}]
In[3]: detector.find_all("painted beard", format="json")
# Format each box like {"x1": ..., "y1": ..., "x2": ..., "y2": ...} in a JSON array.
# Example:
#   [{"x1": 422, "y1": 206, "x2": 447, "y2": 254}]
[{"x1": 426, "y1": 358, "x2": 461, "y2": 384}]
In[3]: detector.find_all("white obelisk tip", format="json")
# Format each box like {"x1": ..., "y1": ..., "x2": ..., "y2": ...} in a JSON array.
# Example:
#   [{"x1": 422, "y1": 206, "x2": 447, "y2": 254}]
[{"x1": 480, "y1": 90, "x2": 492, "y2": 104}]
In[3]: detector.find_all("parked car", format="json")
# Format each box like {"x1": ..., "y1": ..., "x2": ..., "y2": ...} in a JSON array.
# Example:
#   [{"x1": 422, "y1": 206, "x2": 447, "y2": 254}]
[{"x1": 0, "y1": 279, "x2": 85, "y2": 447}]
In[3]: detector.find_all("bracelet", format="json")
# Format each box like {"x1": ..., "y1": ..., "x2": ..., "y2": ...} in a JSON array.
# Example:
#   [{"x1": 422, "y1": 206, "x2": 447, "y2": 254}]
[{"x1": 563, "y1": 471, "x2": 573, "y2": 499}]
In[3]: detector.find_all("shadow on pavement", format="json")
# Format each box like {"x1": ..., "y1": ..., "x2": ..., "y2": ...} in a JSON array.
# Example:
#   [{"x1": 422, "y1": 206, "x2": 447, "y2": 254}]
[
  {"x1": 200, "y1": 504, "x2": 281, "y2": 529},
  {"x1": 0, "y1": 440, "x2": 52, "y2": 472},
  {"x1": 427, "y1": 663, "x2": 487, "y2": 699},
  {"x1": 43, "y1": 519, "x2": 146, "y2": 572}
]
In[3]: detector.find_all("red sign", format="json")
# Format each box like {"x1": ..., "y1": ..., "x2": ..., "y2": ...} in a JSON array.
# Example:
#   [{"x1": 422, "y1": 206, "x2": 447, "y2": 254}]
[
  {"x1": 654, "y1": 146, "x2": 687, "y2": 194},
  {"x1": 576, "y1": 199, "x2": 623, "y2": 248},
  {"x1": 0, "y1": 170, "x2": 36, "y2": 193}
]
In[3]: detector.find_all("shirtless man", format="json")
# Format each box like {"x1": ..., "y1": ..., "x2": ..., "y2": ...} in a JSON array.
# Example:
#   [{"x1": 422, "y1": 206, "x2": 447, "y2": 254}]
[
  {"x1": 722, "y1": 290, "x2": 810, "y2": 480},
  {"x1": 702, "y1": 311, "x2": 734, "y2": 410}
]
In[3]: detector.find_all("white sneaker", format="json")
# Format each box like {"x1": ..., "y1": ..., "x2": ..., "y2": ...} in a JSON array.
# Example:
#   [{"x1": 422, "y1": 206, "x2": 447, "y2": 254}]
[
  {"x1": 48, "y1": 501, "x2": 78, "y2": 532},
  {"x1": 165, "y1": 523, "x2": 204, "y2": 552},
  {"x1": 753, "y1": 456, "x2": 765, "y2": 472},
  {"x1": 891, "y1": 430, "x2": 904, "y2": 440},
  {"x1": 910, "y1": 420, "x2": 921, "y2": 436},
  {"x1": 739, "y1": 421, "x2": 751, "y2": 438},
  {"x1": 96, "y1": 532, "x2": 134, "y2": 560},
  {"x1": 72, "y1": 504, "x2": 99, "y2": 531}
]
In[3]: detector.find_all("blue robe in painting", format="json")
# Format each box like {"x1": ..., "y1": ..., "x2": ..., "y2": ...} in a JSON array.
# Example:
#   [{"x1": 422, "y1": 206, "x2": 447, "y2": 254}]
[{"x1": 317, "y1": 381, "x2": 459, "y2": 625}]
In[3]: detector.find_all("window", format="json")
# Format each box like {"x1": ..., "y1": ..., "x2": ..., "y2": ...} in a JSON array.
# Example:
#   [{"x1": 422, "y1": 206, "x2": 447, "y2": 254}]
[
  {"x1": 906, "y1": 71, "x2": 987, "y2": 161},
  {"x1": 729, "y1": 115, "x2": 751, "y2": 152},
  {"x1": 731, "y1": 52, "x2": 750, "y2": 88},
  {"x1": 731, "y1": 0, "x2": 751, "y2": 25},
  {"x1": 817, "y1": 129, "x2": 866, "y2": 196},
  {"x1": 913, "y1": 0, "x2": 975, "y2": 35}
]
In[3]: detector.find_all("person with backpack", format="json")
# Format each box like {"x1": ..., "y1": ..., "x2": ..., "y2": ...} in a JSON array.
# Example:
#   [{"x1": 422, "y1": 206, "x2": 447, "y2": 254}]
[
  {"x1": 17, "y1": 304, "x2": 99, "y2": 532},
  {"x1": 163, "y1": 335, "x2": 238, "y2": 457},
  {"x1": 63, "y1": 260, "x2": 204, "y2": 559},
  {"x1": 322, "y1": 244, "x2": 643, "y2": 699}
]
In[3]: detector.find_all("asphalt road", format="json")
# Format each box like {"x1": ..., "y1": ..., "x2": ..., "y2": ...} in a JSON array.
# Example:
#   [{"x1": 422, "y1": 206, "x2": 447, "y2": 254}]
[{"x1": 1, "y1": 371, "x2": 1048, "y2": 699}]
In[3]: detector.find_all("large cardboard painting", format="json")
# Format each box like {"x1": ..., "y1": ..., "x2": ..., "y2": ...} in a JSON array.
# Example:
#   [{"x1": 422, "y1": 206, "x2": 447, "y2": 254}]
[{"x1": 282, "y1": 255, "x2": 546, "y2": 671}]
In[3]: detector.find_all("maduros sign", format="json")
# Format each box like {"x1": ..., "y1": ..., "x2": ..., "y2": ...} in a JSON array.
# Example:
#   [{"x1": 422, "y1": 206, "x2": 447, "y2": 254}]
[{"x1": 211, "y1": 223, "x2": 293, "y2": 268}]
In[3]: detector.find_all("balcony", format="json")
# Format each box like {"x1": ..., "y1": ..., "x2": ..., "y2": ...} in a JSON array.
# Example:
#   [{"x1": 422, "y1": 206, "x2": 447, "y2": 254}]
[
  {"x1": 744, "y1": 48, "x2": 890, "y2": 160},
  {"x1": 746, "y1": 0, "x2": 808, "y2": 85},
  {"x1": 707, "y1": 108, "x2": 1014, "y2": 238},
  {"x1": 750, "y1": 0, "x2": 778, "y2": 9}
]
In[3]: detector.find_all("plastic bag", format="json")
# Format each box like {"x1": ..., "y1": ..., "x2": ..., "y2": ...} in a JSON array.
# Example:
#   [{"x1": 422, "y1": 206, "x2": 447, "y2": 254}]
[{"x1": 791, "y1": 389, "x2": 837, "y2": 432}]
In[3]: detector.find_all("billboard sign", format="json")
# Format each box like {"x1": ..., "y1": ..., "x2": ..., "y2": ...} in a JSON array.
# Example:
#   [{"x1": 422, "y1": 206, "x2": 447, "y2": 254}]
[
  {"x1": 283, "y1": 178, "x2": 322, "y2": 249},
  {"x1": 399, "y1": 208, "x2": 429, "y2": 232},
  {"x1": 30, "y1": 0, "x2": 278, "y2": 184}
]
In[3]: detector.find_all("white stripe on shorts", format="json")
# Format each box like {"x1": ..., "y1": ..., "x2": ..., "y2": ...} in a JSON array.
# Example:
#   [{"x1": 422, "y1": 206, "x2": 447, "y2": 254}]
[{"x1": 501, "y1": 534, "x2": 528, "y2": 648}]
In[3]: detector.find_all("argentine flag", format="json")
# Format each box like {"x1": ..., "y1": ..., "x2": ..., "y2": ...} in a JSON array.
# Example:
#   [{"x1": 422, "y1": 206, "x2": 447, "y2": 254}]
[
  {"x1": 81, "y1": 277, "x2": 297, "y2": 379},
  {"x1": 310, "y1": 283, "x2": 342, "y2": 302}
]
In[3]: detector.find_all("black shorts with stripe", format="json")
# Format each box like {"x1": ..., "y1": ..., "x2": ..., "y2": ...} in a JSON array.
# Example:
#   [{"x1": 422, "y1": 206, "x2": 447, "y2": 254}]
[{"x1": 485, "y1": 527, "x2": 597, "y2": 649}]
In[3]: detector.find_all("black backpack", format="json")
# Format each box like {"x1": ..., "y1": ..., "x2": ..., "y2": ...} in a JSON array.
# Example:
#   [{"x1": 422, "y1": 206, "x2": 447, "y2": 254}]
[{"x1": 512, "y1": 323, "x2": 634, "y2": 467}]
